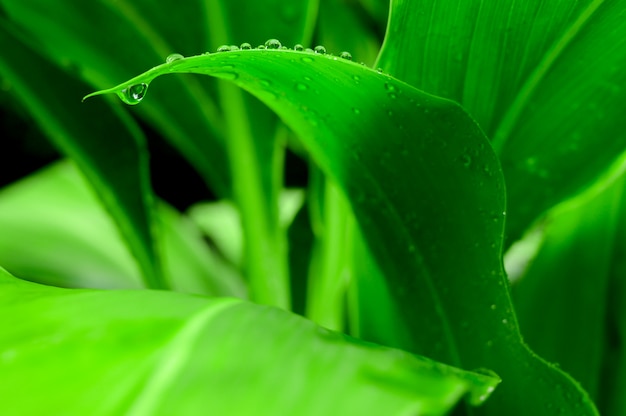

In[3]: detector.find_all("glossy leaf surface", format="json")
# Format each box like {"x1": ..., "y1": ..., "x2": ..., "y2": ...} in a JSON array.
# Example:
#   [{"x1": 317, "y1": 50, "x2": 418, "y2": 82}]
[
  {"x1": 0, "y1": 267, "x2": 499, "y2": 415},
  {"x1": 378, "y1": 0, "x2": 626, "y2": 244},
  {"x1": 85, "y1": 49, "x2": 596, "y2": 415}
]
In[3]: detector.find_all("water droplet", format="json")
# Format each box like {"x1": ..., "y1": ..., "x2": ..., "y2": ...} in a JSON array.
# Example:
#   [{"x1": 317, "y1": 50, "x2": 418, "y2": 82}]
[
  {"x1": 117, "y1": 83, "x2": 148, "y2": 105},
  {"x1": 280, "y1": 46, "x2": 288, "y2": 50},
  {"x1": 257, "y1": 45, "x2": 267, "y2": 50},
  {"x1": 214, "y1": 71, "x2": 238, "y2": 80},
  {"x1": 352, "y1": 75, "x2": 360, "y2": 83},
  {"x1": 461, "y1": 154, "x2": 472, "y2": 167},
  {"x1": 295, "y1": 83, "x2": 308, "y2": 91},
  {"x1": 376, "y1": 68, "x2": 384, "y2": 74},
  {"x1": 490, "y1": 304, "x2": 496, "y2": 310},
  {"x1": 294, "y1": 44, "x2": 304, "y2": 51},
  {"x1": 340, "y1": 51, "x2": 352, "y2": 60},
  {"x1": 502, "y1": 319, "x2": 508, "y2": 324},
  {"x1": 301, "y1": 56, "x2": 314, "y2": 63},
  {"x1": 384, "y1": 82, "x2": 396, "y2": 92},
  {"x1": 166, "y1": 53, "x2": 184, "y2": 63},
  {"x1": 240, "y1": 42, "x2": 252, "y2": 50},
  {"x1": 265, "y1": 38, "x2": 282, "y2": 49},
  {"x1": 387, "y1": 110, "x2": 393, "y2": 117},
  {"x1": 230, "y1": 45, "x2": 240, "y2": 51},
  {"x1": 217, "y1": 45, "x2": 231, "y2": 53},
  {"x1": 305, "y1": 48, "x2": 314, "y2": 53},
  {"x1": 352, "y1": 107, "x2": 361, "y2": 115},
  {"x1": 314, "y1": 45, "x2": 327, "y2": 54}
]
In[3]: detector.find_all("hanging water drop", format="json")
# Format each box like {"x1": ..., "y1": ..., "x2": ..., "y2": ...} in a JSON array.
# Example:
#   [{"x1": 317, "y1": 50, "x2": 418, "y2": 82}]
[
  {"x1": 265, "y1": 38, "x2": 282, "y2": 49},
  {"x1": 340, "y1": 51, "x2": 352, "y2": 60},
  {"x1": 294, "y1": 44, "x2": 304, "y2": 51},
  {"x1": 166, "y1": 53, "x2": 184, "y2": 63},
  {"x1": 217, "y1": 45, "x2": 231, "y2": 52},
  {"x1": 117, "y1": 83, "x2": 148, "y2": 105},
  {"x1": 240, "y1": 42, "x2": 252, "y2": 50},
  {"x1": 314, "y1": 45, "x2": 326, "y2": 54}
]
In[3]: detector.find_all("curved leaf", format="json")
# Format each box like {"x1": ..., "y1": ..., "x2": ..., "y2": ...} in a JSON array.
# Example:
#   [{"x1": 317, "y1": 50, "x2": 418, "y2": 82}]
[
  {"x1": 0, "y1": 268, "x2": 499, "y2": 415},
  {"x1": 84, "y1": 49, "x2": 596, "y2": 414},
  {"x1": 377, "y1": 0, "x2": 626, "y2": 244},
  {"x1": 0, "y1": 161, "x2": 247, "y2": 297},
  {"x1": 512, "y1": 175, "x2": 623, "y2": 403},
  {"x1": 0, "y1": 24, "x2": 164, "y2": 289}
]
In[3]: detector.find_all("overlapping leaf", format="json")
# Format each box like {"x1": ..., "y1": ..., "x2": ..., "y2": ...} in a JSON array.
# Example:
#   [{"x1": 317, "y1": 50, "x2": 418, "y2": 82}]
[
  {"x1": 85, "y1": 48, "x2": 596, "y2": 415},
  {"x1": 0, "y1": 161, "x2": 246, "y2": 297},
  {"x1": 0, "y1": 25, "x2": 164, "y2": 289},
  {"x1": 0, "y1": 267, "x2": 499, "y2": 415},
  {"x1": 378, "y1": 0, "x2": 626, "y2": 244}
]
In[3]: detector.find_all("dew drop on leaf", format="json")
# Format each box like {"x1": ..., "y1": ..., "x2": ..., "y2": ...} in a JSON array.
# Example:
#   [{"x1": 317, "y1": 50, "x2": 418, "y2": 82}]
[
  {"x1": 301, "y1": 56, "x2": 314, "y2": 63},
  {"x1": 217, "y1": 45, "x2": 231, "y2": 52},
  {"x1": 340, "y1": 51, "x2": 352, "y2": 60},
  {"x1": 257, "y1": 45, "x2": 266, "y2": 50},
  {"x1": 230, "y1": 45, "x2": 240, "y2": 51},
  {"x1": 461, "y1": 154, "x2": 472, "y2": 167},
  {"x1": 295, "y1": 83, "x2": 308, "y2": 91},
  {"x1": 294, "y1": 44, "x2": 304, "y2": 51},
  {"x1": 165, "y1": 53, "x2": 184, "y2": 63},
  {"x1": 305, "y1": 48, "x2": 314, "y2": 53},
  {"x1": 265, "y1": 38, "x2": 282, "y2": 49},
  {"x1": 240, "y1": 42, "x2": 252, "y2": 50},
  {"x1": 352, "y1": 107, "x2": 361, "y2": 115},
  {"x1": 314, "y1": 45, "x2": 327, "y2": 54},
  {"x1": 116, "y1": 83, "x2": 148, "y2": 105}
]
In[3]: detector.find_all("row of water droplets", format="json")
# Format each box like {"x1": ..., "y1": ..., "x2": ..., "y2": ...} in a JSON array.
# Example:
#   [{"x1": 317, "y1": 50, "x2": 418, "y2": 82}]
[
  {"x1": 118, "y1": 39, "x2": 356, "y2": 105},
  {"x1": 210, "y1": 38, "x2": 354, "y2": 61}
]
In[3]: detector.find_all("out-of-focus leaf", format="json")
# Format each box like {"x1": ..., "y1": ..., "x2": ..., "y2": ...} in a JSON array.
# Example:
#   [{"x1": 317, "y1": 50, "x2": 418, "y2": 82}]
[
  {"x1": 0, "y1": 268, "x2": 500, "y2": 415},
  {"x1": 512, "y1": 177, "x2": 623, "y2": 402},
  {"x1": 188, "y1": 189, "x2": 305, "y2": 269},
  {"x1": 85, "y1": 49, "x2": 595, "y2": 415},
  {"x1": 0, "y1": 161, "x2": 246, "y2": 298},
  {"x1": 0, "y1": 0, "x2": 231, "y2": 197},
  {"x1": 377, "y1": 0, "x2": 626, "y2": 245},
  {"x1": 0, "y1": 24, "x2": 164, "y2": 289}
]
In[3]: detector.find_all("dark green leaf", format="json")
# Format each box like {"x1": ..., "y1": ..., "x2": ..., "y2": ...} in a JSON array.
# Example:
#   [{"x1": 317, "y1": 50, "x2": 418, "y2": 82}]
[
  {"x1": 0, "y1": 24, "x2": 164, "y2": 289},
  {"x1": 378, "y1": 0, "x2": 626, "y2": 244}
]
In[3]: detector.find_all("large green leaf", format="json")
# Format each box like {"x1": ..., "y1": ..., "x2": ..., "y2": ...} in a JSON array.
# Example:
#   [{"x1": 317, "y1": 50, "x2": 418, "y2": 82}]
[
  {"x1": 377, "y1": 0, "x2": 626, "y2": 244},
  {"x1": 84, "y1": 49, "x2": 596, "y2": 414},
  {"x1": 0, "y1": 24, "x2": 164, "y2": 289},
  {"x1": 0, "y1": 268, "x2": 499, "y2": 415},
  {"x1": 0, "y1": 161, "x2": 246, "y2": 297}
]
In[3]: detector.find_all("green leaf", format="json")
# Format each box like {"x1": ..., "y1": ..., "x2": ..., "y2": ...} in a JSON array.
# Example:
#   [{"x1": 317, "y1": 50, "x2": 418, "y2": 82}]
[
  {"x1": 378, "y1": 0, "x2": 626, "y2": 244},
  {"x1": 0, "y1": 268, "x2": 499, "y2": 415},
  {"x1": 0, "y1": 0, "x2": 232, "y2": 197},
  {"x1": 84, "y1": 49, "x2": 596, "y2": 414},
  {"x1": 0, "y1": 161, "x2": 246, "y2": 297},
  {"x1": 512, "y1": 178, "x2": 623, "y2": 403},
  {"x1": 0, "y1": 24, "x2": 165, "y2": 289}
]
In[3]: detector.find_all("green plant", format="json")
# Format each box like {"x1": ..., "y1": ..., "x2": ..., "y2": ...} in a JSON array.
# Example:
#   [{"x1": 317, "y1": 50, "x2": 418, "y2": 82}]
[{"x1": 0, "y1": 0, "x2": 625, "y2": 414}]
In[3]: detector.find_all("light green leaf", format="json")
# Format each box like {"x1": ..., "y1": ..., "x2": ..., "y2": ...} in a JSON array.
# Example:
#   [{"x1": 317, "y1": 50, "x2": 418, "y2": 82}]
[
  {"x1": 84, "y1": 49, "x2": 596, "y2": 415},
  {"x1": 0, "y1": 161, "x2": 246, "y2": 297},
  {"x1": 0, "y1": 268, "x2": 499, "y2": 415}
]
